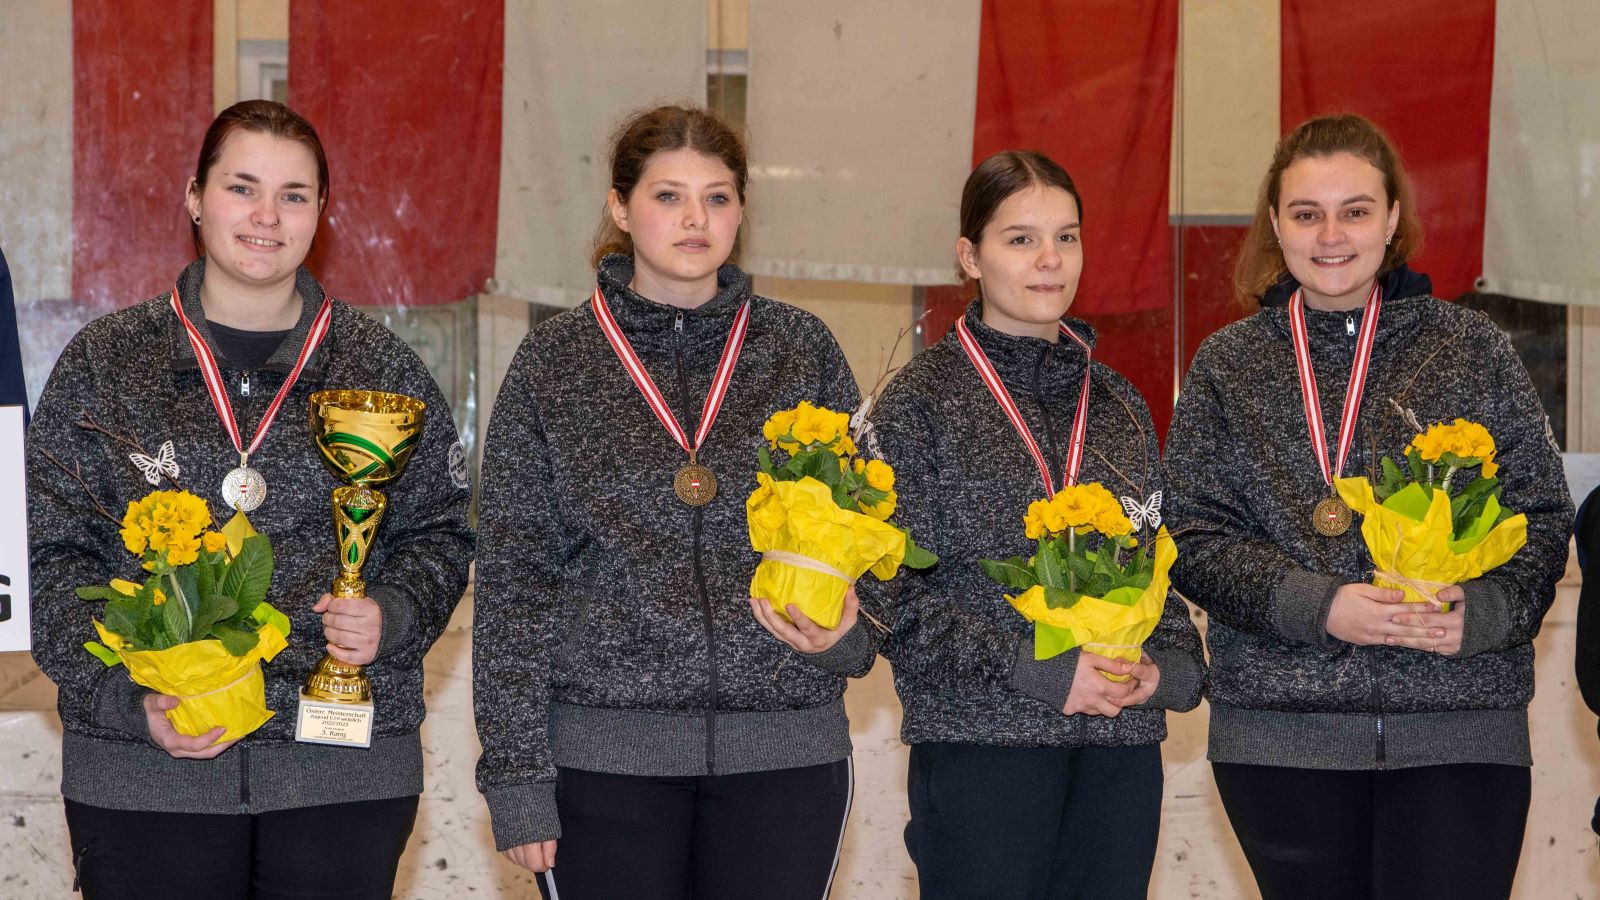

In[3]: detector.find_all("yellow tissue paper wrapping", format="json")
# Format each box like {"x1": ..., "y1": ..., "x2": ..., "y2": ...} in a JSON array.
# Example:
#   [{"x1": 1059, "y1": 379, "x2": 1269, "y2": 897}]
[
  {"x1": 1334, "y1": 476, "x2": 1527, "y2": 609},
  {"x1": 1005, "y1": 527, "x2": 1177, "y2": 679},
  {"x1": 748, "y1": 473, "x2": 908, "y2": 629},
  {"x1": 91, "y1": 608, "x2": 289, "y2": 745}
]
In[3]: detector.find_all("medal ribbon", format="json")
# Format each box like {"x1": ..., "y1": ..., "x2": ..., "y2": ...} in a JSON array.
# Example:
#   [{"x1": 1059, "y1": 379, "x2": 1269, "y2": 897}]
[
  {"x1": 1288, "y1": 283, "x2": 1382, "y2": 488},
  {"x1": 170, "y1": 283, "x2": 333, "y2": 464},
  {"x1": 591, "y1": 286, "x2": 751, "y2": 458},
  {"x1": 955, "y1": 316, "x2": 1093, "y2": 497}
]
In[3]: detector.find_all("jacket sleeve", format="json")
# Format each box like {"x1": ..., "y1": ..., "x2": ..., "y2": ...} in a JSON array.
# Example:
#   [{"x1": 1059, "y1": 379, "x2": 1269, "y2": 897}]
[
  {"x1": 791, "y1": 321, "x2": 880, "y2": 679},
  {"x1": 363, "y1": 348, "x2": 474, "y2": 667},
  {"x1": 472, "y1": 336, "x2": 574, "y2": 849},
  {"x1": 1453, "y1": 325, "x2": 1573, "y2": 658},
  {"x1": 1166, "y1": 350, "x2": 1343, "y2": 647},
  {"x1": 26, "y1": 331, "x2": 153, "y2": 741}
]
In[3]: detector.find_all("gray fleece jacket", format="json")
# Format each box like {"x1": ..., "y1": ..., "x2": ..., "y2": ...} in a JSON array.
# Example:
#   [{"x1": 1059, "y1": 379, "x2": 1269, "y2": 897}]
[
  {"x1": 472, "y1": 256, "x2": 863, "y2": 850},
  {"x1": 1165, "y1": 272, "x2": 1572, "y2": 770},
  {"x1": 27, "y1": 259, "x2": 473, "y2": 815},
  {"x1": 832, "y1": 303, "x2": 1204, "y2": 748}
]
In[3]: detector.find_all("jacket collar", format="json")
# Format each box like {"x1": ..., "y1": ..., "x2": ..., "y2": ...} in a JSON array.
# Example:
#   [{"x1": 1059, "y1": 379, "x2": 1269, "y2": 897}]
[
  {"x1": 954, "y1": 298, "x2": 1097, "y2": 387},
  {"x1": 594, "y1": 253, "x2": 751, "y2": 329},
  {"x1": 1255, "y1": 265, "x2": 1437, "y2": 354},
  {"x1": 168, "y1": 257, "x2": 332, "y2": 378}
]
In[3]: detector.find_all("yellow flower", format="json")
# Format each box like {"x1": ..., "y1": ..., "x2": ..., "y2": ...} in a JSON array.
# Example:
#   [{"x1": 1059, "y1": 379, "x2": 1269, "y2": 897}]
[
  {"x1": 166, "y1": 532, "x2": 201, "y2": 567},
  {"x1": 120, "y1": 521, "x2": 148, "y2": 555},
  {"x1": 861, "y1": 489, "x2": 897, "y2": 521},
  {"x1": 791, "y1": 402, "x2": 840, "y2": 446},
  {"x1": 763, "y1": 407, "x2": 799, "y2": 449},
  {"x1": 109, "y1": 578, "x2": 141, "y2": 596},
  {"x1": 863, "y1": 459, "x2": 895, "y2": 492},
  {"x1": 1410, "y1": 419, "x2": 1498, "y2": 470},
  {"x1": 151, "y1": 587, "x2": 168, "y2": 606},
  {"x1": 203, "y1": 531, "x2": 228, "y2": 554},
  {"x1": 834, "y1": 433, "x2": 858, "y2": 458},
  {"x1": 119, "y1": 490, "x2": 214, "y2": 567},
  {"x1": 1024, "y1": 498, "x2": 1052, "y2": 540}
]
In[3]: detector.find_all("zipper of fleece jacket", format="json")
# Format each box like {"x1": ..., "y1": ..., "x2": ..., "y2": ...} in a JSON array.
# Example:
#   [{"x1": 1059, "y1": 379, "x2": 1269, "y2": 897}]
[
  {"x1": 236, "y1": 366, "x2": 256, "y2": 810},
  {"x1": 675, "y1": 311, "x2": 721, "y2": 774},
  {"x1": 1343, "y1": 310, "x2": 1389, "y2": 768}
]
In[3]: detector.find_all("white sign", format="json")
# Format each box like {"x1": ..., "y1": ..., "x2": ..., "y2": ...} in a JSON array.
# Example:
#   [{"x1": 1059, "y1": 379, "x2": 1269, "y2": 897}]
[{"x1": 0, "y1": 405, "x2": 30, "y2": 652}]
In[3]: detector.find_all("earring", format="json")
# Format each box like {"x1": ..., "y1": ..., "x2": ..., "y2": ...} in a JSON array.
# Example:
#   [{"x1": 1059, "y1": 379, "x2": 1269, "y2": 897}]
[
  {"x1": 193, "y1": 216, "x2": 201, "y2": 224},
  {"x1": 1385, "y1": 234, "x2": 1393, "y2": 246}
]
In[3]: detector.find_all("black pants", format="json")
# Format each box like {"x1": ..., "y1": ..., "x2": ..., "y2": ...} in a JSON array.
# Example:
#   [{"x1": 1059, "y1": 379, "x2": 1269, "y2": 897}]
[
  {"x1": 64, "y1": 795, "x2": 418, "y2": 900},
  {"x1": 904, "y1": 742, "x2": 1163, "y2": 900},
  {"x1": 1212, "y1": 762, "x2": 1530, "y2": 900},
  {"x1": 536, "y1": 760, "x2": 853, "y2": 900}
]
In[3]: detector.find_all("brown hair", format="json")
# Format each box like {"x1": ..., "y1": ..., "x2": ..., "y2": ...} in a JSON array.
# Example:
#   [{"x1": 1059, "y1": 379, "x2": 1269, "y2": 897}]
[
  {"x1": 591, "y1": 105, "x2": 749, "y2": 268},
  {"x1": 960, "y1": 150, "x2": 1083, "y2": 245},
  {"x1": 189, "y1": 100, "x2": 330, "y2": 255},
  {"x1": 1234, "y1": 113, "x2": 1422, "y2": 306}
]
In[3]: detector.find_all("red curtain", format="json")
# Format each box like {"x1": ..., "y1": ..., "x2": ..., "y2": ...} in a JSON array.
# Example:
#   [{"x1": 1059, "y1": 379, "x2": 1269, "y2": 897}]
[
  {"x1": 927, "y1": 0, "x2": 1180, "y2": 434},
  {"x1": 72, "y1": 0, "x2": 213, "y2": 307},
  {"x1": 290, "y1": 1, "x2": 504, "y2": 307},
  {"x1": 1281, "y1": 0, "x2": 1496, "y2": 299}
]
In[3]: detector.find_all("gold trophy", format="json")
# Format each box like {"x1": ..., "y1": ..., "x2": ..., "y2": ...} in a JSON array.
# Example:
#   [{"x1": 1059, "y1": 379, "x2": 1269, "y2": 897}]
[{"x1": 295, "y1": 389, "x2": 426, "y2": 748}]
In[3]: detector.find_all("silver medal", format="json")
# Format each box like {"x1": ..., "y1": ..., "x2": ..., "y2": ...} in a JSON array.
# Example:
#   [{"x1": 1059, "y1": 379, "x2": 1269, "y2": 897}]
[{"x1": 221, "y1": 466, "x2": 267, "y2": 512}]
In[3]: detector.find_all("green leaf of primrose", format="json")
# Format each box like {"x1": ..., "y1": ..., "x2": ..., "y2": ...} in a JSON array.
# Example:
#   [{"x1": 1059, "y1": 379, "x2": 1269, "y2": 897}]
[
  {"x1": 980, "y1": 557, "x2": 1038, "y2": 590},
  {"x1": 172, "y1": 566, "x2": 201, "y2": 620},
  {"x1": 75, "y1": 586, "x2": 121, "y2": 602},
  {"x1": 103, "y1": 599, "x2": 142, "y2": 646},
  {"x1": 897, "y1": 528, "x2": 937, "y2": 569},
  {"x1": 211, "y1": 623, "x2": 260, "y2": 657},
  {"x1": 1405, "y1": 448, "x2": 1427, "y2": 484},
  {"x1": 161, "y1": 589, "x2": 192, "y2": 644},
  {"x1": 194, "y1": 550, "x2": 218, "y2": 603},
  {"x1": 830, "y1": 481, "x2": 857, "y2": 510},
  {"x1": 221, "y1": 534, "x2": 273, "y2": 614},
  {"x1": 192, "y1": 593, "x2": 239, "y2": 641},
  {"x1": 1035, "y1": 537, "x2": 1068, "y2": 590},
  {"x1": 1043, "y1": 586, "x2": 1081, "y2": 609},
  {"x1": 756, "y1": 444, "x2": 775, "y2": 476}
]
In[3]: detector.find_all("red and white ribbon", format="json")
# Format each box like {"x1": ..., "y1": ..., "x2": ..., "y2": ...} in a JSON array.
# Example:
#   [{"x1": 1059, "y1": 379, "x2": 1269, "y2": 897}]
[
  {"x1": 1288, "y1": 283, "x2": 1382, "y2": 488},
  {"x1": 591, "y1": 286, "x2": 751, "y2": 457},
  {"x1": 956, "y1": 316, "x2": 1093, "y2": 497},
  {"x1": 170, "y1": 283, "x2": 333, "y2": 465}
]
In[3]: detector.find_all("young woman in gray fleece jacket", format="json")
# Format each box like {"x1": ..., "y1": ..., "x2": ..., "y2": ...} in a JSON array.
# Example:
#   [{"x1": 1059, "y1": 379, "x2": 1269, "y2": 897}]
[
  {"x1": 1165, "y1": 114, "x2": 1573, "y2": 900},
  {"x1": 473, "y1": 105, "x2": 865, "y2": 900},
  {"x1": 837, "y1": 151, "x2": 1205, "y2": 899},
  {"x1": 27, "y1": 101, "x2": 473, "y2": 899}
]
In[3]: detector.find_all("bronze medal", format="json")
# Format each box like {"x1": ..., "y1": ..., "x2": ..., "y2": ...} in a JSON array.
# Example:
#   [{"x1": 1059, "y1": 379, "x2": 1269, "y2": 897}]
[
  {"x1": 591, "y1": 287, "x2": 751, "y2": 511},
  {"x1": 1312, "y1": 496, "x2": 1352, "y2": 537},
  {"x1": 674, "y1": 459, "x2": 718, "y2": 506}
]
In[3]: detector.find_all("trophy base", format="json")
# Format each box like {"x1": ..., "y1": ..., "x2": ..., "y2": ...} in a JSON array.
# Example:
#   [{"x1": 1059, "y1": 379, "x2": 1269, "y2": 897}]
[{"x1": 295, "y1": 692, "x2": 375, "y2": 748}]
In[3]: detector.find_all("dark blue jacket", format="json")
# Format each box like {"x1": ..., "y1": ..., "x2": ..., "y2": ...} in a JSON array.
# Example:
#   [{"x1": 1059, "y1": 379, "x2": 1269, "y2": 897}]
[{"x1": 0, "y1": 247, "x2": 26, "y2": 417}]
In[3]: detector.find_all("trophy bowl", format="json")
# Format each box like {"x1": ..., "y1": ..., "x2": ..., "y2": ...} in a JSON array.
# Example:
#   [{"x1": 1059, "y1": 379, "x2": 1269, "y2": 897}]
[
  {"x1": 309, "y1": 389, "x2": 427, "y2": 487},
  {"x1": 302, "y1": 389, "x2": 426, "y2": 710}
]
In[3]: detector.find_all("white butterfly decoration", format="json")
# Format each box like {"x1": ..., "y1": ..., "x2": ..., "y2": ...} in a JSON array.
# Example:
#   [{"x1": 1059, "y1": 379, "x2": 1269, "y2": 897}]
[
  {"x1": 129, "y1": 440, "x2": 181, "y2": 486},
  {"x1": 1120, "y1": 490, "x2": 1162, "y2": 531}
]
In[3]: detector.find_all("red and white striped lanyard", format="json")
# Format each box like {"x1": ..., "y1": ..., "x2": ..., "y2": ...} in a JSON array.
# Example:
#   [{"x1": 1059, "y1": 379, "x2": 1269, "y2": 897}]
[
  {"x1": 1288, "y1": 283, "x2": 1382, "y2": 489},
  {"x1": 591, "y1": 286, "x2": 751, "y2": 465},
  {"x1": 955, "y1": 316, "x2": 1093, "y2": 497},
  {"x1": 170, "y1": 283, "x2": 333, "y2": 469}
]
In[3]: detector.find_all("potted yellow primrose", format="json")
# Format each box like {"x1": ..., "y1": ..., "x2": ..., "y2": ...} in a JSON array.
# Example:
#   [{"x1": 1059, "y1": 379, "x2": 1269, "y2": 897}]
[
  {"x1": 980, "y1": 483, "x2": 1175, "y2": 678},
  {"x1": 78, "y1": 489, "x2": 290, "y2": 743},
  {"x1": 747, "y1": 401, "x2": 936, "y2": 628},
  {"x1": 1334, "y1": 417, "x2": 1528, "y2": 609}
]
